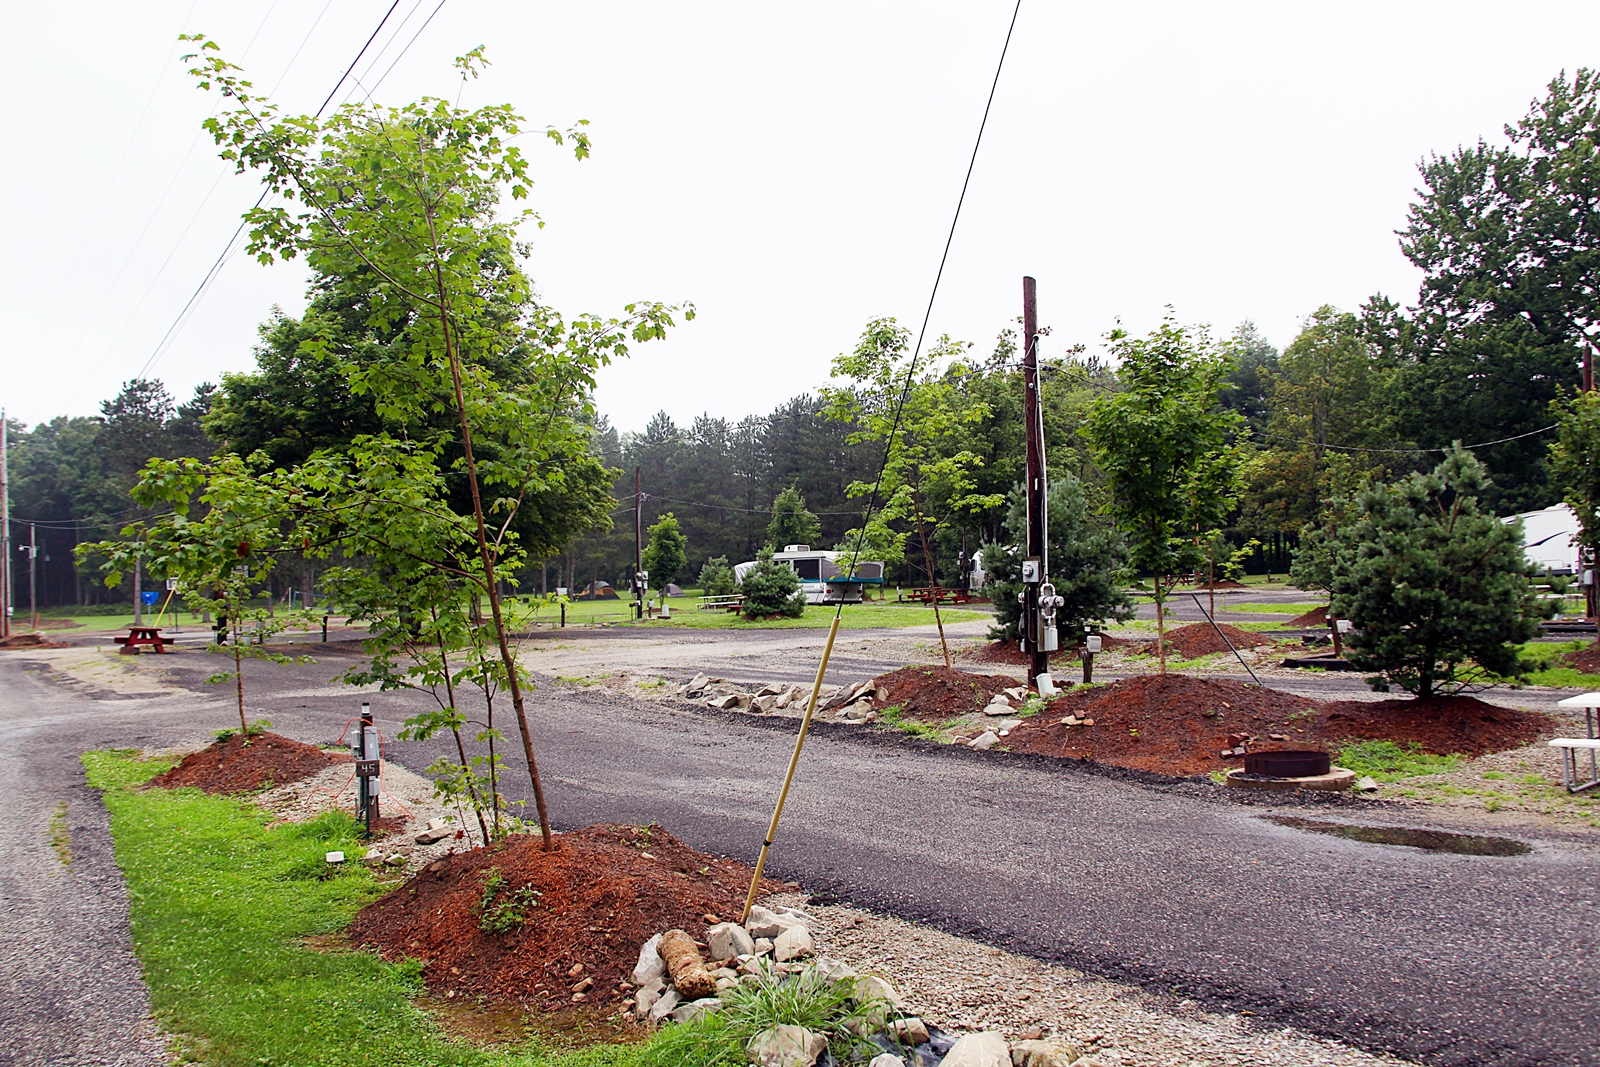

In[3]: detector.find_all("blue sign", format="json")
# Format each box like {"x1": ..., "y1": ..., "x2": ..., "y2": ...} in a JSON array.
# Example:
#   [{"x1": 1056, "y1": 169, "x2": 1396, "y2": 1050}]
[{"x1": 141, "y1": 591, "x2": 160, "y2": 606}]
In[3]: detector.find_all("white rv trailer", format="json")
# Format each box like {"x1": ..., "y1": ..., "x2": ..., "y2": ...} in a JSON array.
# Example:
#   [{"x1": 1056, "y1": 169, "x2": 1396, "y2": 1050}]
[
  {"x1": 734, "y1": 545, "x2": 885, "y2": 604},
  {"x1": 1505, "y1": 503, "x2": 1580, "y2": 574}
]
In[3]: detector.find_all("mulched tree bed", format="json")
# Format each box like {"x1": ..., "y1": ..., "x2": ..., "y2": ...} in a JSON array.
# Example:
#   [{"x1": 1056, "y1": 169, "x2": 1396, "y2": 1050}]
[
  {"x1": 873, "y1": 665, "x2": 1021, "y2": 718},
  {"x1": 1135, "y1": 622, "x2": 1274, "y2": 660},
  {"x1": 1562, "y1": 641, "x2": 1600, "y2": 674},
  {"x1": 348, "y1": 823, "x2": 778, "y2": 1009},
  {"x1": 1003, "y1": 675, "x2": 1553, "y2": 776},
  {"x1": 1288, "y1": 605, "x2": 1329, "y2": 627},
  {"x1": 149, "y1": 731, "x2": 344, "y2": 794},
  {"x1": 966, "y1": 635, "x2": 1139, "y2": 667}
]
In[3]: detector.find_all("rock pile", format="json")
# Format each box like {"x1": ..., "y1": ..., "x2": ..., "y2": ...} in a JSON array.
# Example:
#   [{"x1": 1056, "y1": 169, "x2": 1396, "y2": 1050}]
[
  {"x1": 633, "y1": 904, "x2": 1097, "y2": 1067},
  {"x1": 679, "y1": 673, "x2": 886, "y2": 723}
]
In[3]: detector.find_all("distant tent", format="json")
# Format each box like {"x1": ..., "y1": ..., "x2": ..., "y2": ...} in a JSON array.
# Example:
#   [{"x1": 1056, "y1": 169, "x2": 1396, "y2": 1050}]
[
  {"x1": 579, "y1": 580, "x2": 619, "y2": 600},
  {"x1": 665, "y1": 583, "x2": 685, "y2": 598}
]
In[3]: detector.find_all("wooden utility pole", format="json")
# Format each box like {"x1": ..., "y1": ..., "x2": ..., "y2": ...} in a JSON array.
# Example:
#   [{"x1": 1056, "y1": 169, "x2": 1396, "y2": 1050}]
[
  {"x1": 634, "y1": 466, "x2": 644, "y2": 621},
  {"x1": 0, "y1": 412, "x2": 9, "y2": 639},
  {"x1": 28, "y1": 522, "x2": 37, "y2": 631},
  {"x1": 1022, "y1": 276, "x2": 1049, "y2": 685}
]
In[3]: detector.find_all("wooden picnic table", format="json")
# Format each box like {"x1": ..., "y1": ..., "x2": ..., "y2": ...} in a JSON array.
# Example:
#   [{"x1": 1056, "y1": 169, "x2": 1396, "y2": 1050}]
[
  {"x1": 697, "y1": 594, "x2": 746, "y2": 613},
  {"x1": 900, "y1": 586, "x2": 974, "y2": 606},
  {"x1": 114, "y1": 626, "x2": 176, "y2": 654}
]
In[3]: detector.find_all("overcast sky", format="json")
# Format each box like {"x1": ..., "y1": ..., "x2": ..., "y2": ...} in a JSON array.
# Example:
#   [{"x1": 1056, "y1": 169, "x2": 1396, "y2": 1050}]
[{"x1": 6, "y1": 1, "x2": 1599, "y2": 434}]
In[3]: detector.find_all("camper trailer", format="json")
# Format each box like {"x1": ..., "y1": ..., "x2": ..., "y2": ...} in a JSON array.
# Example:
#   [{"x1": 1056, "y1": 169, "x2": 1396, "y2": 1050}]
[{"x1": 734, "y1": 545, "x2": 885, "y2": 604}]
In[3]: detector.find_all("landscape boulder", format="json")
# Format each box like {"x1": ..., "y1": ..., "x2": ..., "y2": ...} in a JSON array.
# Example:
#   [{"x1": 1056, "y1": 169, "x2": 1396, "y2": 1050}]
[
  {"x1": 748, "y1": 1025, "x2": 828, "y2": 1067},
  {"x1": 646, "y1": 987, "x2": 680, "y2": 1022},
  {"x1": 1010, "y1": 1039, "x2": 1080, "y2": 1067},
  {"x1": 939, "y1": 1031, "x2": 1011, "y2": 1067},
  {"x1": 745, "y1": 904, "x2": 801, "y2": 939},
  {"x1": 773, "y1": 923, "x2": 815, "y2": 962},
  {"x1": 889, "y1": 1016, "x2": 930, "y2": 1045},
  {"x1": 968, "y1": 731, "x2": 1000, "y2": 751},
  {"x1": 706, "y1": 921, "x2": 756, "y2": 961},
  {"x1": 633, "y1": 933, "x2": 666, "y2": 985}
]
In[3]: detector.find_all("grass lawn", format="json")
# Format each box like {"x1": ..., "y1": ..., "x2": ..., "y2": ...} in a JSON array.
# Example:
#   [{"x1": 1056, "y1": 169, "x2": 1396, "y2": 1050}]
[
  {"x1": 85, "y1": 749, "x2": 638, "y2": 1067},
  {"x1": 630, "y1": 601, "x2": 988, "y2": 631},
  {"x1": 1509, "y1": 639, "x2": 1600, "y2": 689},
  {"x1": 1219, "y1": 601, "x2": 1325, "y2": 615}
]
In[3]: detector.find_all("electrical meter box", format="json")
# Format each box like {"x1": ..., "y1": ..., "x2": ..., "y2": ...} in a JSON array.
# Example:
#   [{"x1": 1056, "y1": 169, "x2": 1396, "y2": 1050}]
[
  {"x1": 1021, "y1": 558, "x2": 1042, "y2": 583},
  {"x1": 1086, "y1": 634, "x2": 1103, "y2": 654}
]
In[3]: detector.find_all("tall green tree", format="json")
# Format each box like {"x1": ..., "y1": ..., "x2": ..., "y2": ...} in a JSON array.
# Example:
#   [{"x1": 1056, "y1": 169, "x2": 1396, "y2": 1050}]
[
  {"x1": 186, "y1": 38, "x2": 688, "y2": 847},
  {"x1": 1329, "y1": 448, "x2": 1546, "y2": 697},
  {"x1": 642, "y1": 513, "x2": 687, "y2": 597},
  {"x1": 766, "y1": 486, "x2": 821, "y2": 550},
  {"x1": 1549, "y1": 389, "x2": 1600, "y2": 586},
  {"x1": 1083, "y1": 319, "x2": 1245, "y2": 671}
]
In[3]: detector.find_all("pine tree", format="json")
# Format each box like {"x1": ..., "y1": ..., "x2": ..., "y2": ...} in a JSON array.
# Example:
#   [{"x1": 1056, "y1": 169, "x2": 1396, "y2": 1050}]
[{"x1": 766, "y1": 485, "x2": 822, "y2": 550}]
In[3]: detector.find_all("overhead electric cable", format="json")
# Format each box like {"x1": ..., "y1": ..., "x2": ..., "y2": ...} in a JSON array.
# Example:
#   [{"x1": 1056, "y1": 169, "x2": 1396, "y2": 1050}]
[
  {"x1": 1249, "y1": 425, "x2": 1557, "y2": 455},
  {"x1": 130, "y1": 0, "x2": 409, "y2": 383},
  {"x1": 740, "y1": 0, "x2": 1025, "y2": 923}
]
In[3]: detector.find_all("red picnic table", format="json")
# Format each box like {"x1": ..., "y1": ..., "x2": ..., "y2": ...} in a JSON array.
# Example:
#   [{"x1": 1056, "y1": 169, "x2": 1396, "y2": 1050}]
[
  {"x1": 901, "y1": 586, "x2": 975, "y2": 606},
  {"x1": 114, "y1": 627, "x2": 176, "y2": 654}
]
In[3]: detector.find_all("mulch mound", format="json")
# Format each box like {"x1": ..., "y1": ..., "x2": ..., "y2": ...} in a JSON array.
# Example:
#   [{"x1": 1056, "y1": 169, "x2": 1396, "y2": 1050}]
[
  {"x1": 149, "y1": 731, "x2": 343, "y2": 794},
  {"x1": 1562, "y1": 641, "x2": 1600, "y2": 674},
  {"x1": 1004, "y1": 675, "x2": 1552, "y2": 776},
  {"x1": 1288, "y1": 605, "x2": 1329, "y2": 627},
  {"x1": 872, "y1": 665, "x2": 1020, "y2": 718},
  {"x1": 1136, "y1": 622, "x2": 1274, "y2": 659},
  {"x1": 967, "y1": 635, "x2": 1139, "y2": 667},
  {"x1": 0, "y1": 633, "x2": 71, "y2": 650},
  {"x1": 349, "y1": 823, "x2": 775, "y2": 1007}
]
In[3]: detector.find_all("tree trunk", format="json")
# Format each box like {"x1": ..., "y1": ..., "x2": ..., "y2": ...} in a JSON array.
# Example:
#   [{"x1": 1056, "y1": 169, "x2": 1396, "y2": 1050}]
[
  {"x1": 1155, "y1": 574, "x2": 1167, "y2": 674},
  {"x1": 912, "y1": 491, "x2": 951, "y2": 669}
]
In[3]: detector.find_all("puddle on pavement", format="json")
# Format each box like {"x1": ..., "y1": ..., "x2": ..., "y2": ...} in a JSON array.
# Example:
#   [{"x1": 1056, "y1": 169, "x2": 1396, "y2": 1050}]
[{"x1": 1267, "y1": 816, "x2": 1532, "y2": 856}]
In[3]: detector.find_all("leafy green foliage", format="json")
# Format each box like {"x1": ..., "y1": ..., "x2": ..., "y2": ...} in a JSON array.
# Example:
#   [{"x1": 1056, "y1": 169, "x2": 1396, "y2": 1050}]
[
  {"x1": 642, "y1": 513, "x2": 688, "y2": 594},
  {"x1": 1083, "y1": 318, "x2": 1244, "y2": 667},
  {"x1": 983, "y1": 473, "x2": 1131, "y2": 643},
  {"x1": 1329, "y1": 448, "x2": 1547, "y2": 696},
  {"x1": 739, "y1": 551, "x2": 806, "y2": 619},
  {"x1": 474, "y1": 867, "x2": 543, "y2": 934},
  {"x1": 1551, "y1": 389, "x2": 1600, "y2": 560},
  {"x1": 697, "y1": 556, "x2": 737, "y2": 597},
  {"x1": 639, "y1": 961, "x2": 886, "y2": 1067},
  {"x1": 766, "y1": 486, "x2": 822, "y2": 550}
]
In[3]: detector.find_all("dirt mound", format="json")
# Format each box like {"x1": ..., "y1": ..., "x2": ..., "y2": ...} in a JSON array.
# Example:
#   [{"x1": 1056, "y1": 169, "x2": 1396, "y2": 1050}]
[
  {"x1": 1316, "y1": 696, "x2": 1550, "y2": 758},
  {"x1": 32, "y1": 618, "x2": 85, "y2": 630},
  {"x1": 873, "y1": 665, "x2": 1019, "y2": 718},
  {"x1": 349, "y1": 823, "x2": 775, "y2": 1007},
  {"x1": 966, "y1": 635, "x2": 1138, "y2": 667},
  {"x1": 0, "y1": 632, "x2": 70, "y2": 650},
  {"x1": 1004, "y1": 675, "x2": 1553, "y2": 776},
  {"x1": 1137, "y1": 622, "x2": 1274, "y2": 659},
  {"x1": 1288, "y1": 605, "x2": 1329, "y2": 627},
  {"x1": 1562, "y1": 641, "x2": 1600, "y2": 674},
  {"x1": 149, "y1": 731, "x2": 342, "y2": 794}
]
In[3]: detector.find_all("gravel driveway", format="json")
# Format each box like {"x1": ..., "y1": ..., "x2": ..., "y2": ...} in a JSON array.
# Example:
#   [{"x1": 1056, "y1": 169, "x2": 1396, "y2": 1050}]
[{"x1": 6, "y1": 628, "x2": 1599, "y2": 1067}]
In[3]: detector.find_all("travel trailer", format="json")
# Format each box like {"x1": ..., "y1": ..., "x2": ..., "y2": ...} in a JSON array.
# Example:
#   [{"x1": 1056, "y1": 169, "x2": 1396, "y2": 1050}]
[
  {"x1": 1507, "y1": 503, "x2": 1580, "y2": 574},
  {"x1": 734, "y1": 545, "x2": 885, "y2": 604}
]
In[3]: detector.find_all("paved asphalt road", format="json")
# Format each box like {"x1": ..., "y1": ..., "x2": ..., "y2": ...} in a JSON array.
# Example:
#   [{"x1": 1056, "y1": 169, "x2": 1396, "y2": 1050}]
[{"x1": 4, "y1": 632, "x2": 1599, "y2": 1067}]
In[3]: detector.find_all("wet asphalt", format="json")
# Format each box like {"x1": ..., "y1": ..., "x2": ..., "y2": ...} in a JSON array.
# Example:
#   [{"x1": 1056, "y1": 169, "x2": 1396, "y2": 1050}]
[{"x1": 3, "y1": 627, "x2": 1599, "y2": 1067}]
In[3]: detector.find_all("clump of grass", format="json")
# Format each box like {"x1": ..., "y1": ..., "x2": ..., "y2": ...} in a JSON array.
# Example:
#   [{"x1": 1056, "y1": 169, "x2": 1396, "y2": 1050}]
[
  {"x1": 49, "y1": 801, "x2": 72, "y2": 867},
  {"x1": 1334, "y1": 739, "x2": 1464, "y2": 781},
  {"x1": 877, "y1": 705, "x2": 944, "y2": 740},
  {"x1": 639, "y1": 961, "x2": 886, "y2": 1067}
]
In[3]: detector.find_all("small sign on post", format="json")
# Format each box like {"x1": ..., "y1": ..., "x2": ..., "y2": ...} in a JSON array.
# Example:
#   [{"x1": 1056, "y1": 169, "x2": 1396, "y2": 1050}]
[{"x1": 355, "y1": 759, "x2": 381, "y2": 778}]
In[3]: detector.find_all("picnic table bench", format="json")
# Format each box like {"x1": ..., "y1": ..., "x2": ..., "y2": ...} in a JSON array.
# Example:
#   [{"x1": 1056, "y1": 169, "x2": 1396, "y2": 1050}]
[
  {"x1": 114, "y1": 626, "x2": 176, "y2": 654},
  {"x1": 900, "y1": 586, "x2": 974, "y2": 606},
  {"x1": 697, "y1": 594, "x2": 746, "y2": 613},
  {"x1": 1552, "y1": 693, "x2": 1600, "y2": 793}
]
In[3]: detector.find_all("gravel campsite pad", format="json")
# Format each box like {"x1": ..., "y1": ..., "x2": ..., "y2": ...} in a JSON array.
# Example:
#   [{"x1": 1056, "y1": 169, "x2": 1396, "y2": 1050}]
[
  {"x1": 1004, "y1": 675, "x2": 1555, "y2": 775},
  {"x1": 148, "y1": 731, "x2": 345, "y2": 793},
  {"x1": 349, "y1": 823, "x2": 783, "y2": 1009}
]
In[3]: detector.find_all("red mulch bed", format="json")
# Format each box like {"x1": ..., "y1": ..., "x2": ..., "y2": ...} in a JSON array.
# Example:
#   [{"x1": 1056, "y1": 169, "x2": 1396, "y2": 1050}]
[
  {"x1": 1004, "y1": 675, "x2": 1553, "y2": 776},
  {"x1": 349, "y1": 823, "x2": 777, "y2": 1008},
  {"x1": 148, "y1": 731, "x2": 343, "y2": 794},
  {"x1": 872, "y1": 665, "x2": 1020, "y2": 718},
  {"x1": 1562, "y1": 641, "x2": 1600, "y2": 674},
  {"x1": 1288, "y1": 605, "x2": 1329, "y2": 627},
  {"x1": 1134, "y1": 622, "x2": 1274, "y2": 659}
]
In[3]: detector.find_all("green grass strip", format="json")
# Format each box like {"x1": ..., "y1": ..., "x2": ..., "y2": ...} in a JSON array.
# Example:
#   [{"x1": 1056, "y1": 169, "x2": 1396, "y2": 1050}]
[
  {"x1": 83, "y1": 749, "x2": 637, "y2": 1067},
  {"x1": 1331, "y1": 740, "x2": 1464, "y2": 781}
]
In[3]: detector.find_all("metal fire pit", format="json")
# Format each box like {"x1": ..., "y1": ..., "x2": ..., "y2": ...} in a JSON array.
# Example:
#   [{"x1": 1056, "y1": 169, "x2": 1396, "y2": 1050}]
[{"x1": 1244, "y1": 749, "x2": 1330, "y2": 778}]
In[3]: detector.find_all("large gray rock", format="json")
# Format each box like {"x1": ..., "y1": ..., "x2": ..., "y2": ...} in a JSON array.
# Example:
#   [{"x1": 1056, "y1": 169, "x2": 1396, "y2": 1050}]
[
  {"x1": 938, "y1": 1032, "x2": 1010, "y2": 1067},
  {"x1": 647, "y1": 987, "x2": 680, "y2": 1022},
  {"x1": 756, "y1": 682, "x2": 788, "y2": 697},
  {"x1": 706, "y1": 922, "x2": 756, "y2": 961},
  {"x1": 1009, "y1": 1039, "x2": 1080, "y2": 1067},
  {"x1": 773, "y1": 924, "x2": 814, "y2": 962},
  {"x1": 671, "y1": 997, "x2": 722, "y2": 1024},
  {"x1": 752, "y1": 694, "x2": 780, "y2": 714},
  {"x1": 890, "y1": 1016, "x2": 930, "y2": 1045},
  {"x1": 684, "y1": 672, "x2": 711, "y2": 696},
  {"x1": 870, "y1": 1055, "x2": 905, "y2": 1067},
  {"x1": 633, "y1": 933, "x2": 666, "y2": 985},
  {"x1": 851, "y1": 973, "x2": 903, "y2": 1009},
  {"x1": 745, "y1": 904, "x2": 799, "y2": 939},
  {"x1": 414, "y1": 825, "x2": 453, "y2": 844},
  {"x1": 968, "y1": 731, "x2": 1000, "y2": 751},
  {"x1": 748, "y1": 1025, "x2": 828, "y2": 1067},
  {"x1": 633, "y1": 981, "x2": 664, "y2": 1018}
]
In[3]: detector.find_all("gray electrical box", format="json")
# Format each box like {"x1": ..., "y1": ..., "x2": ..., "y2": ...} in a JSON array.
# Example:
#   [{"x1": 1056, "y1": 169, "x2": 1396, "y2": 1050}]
[{"x1": 1021, "y1": 558, "x2": 1042, "y2": 583}]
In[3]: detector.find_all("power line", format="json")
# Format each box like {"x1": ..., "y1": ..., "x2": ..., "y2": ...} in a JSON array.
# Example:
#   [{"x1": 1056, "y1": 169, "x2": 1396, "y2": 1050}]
[
  {"x1": 1248, "y1": 424, "x2": 1557, "y2": 455},
  {"x1": 133, "y1": 0, "x2": 411, "y2": 383}
]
